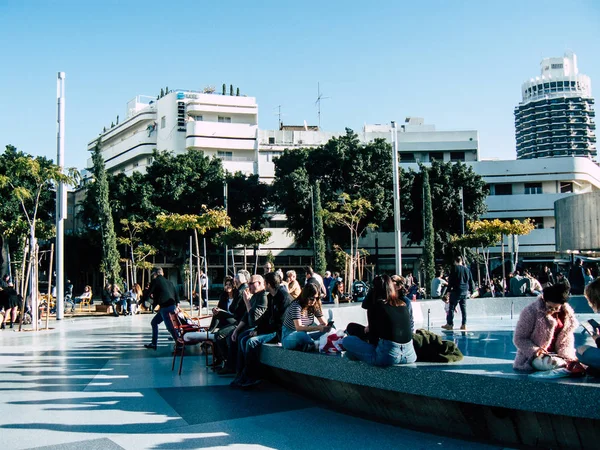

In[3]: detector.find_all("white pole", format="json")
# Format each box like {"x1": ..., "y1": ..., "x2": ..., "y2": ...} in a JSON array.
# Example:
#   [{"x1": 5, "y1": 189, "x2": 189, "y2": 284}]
[
  {"x1": 391, "y1": 121, "x2": 402, "y2": 275},
  {"x1": 224, "y1": 182, "x2": 228, "y2": 276},
  {"x1": 56, "y1": 72, "x2": 66, "y2": 320}
]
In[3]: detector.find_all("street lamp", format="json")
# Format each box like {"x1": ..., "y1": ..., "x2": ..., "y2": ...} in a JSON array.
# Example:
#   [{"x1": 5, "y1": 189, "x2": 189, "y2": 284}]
[{"x1": 391, "y1": 121, "x2": 402, "y2": 275}]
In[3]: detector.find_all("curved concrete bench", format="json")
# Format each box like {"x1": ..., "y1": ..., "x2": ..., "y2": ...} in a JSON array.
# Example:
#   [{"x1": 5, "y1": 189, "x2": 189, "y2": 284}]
[{"x1": 260, "y1": 297, "x2": 599, "y2": 449}]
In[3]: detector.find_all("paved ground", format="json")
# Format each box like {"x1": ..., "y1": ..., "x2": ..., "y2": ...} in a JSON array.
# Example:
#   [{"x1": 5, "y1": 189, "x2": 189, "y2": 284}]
[{"x1": 0, "y1": 314, "x2": 509, "y2": 450}]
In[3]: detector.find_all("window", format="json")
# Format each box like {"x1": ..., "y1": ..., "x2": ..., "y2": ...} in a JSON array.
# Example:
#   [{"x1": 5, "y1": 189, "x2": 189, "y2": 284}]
[
  {"x1": 268, "y1": 137, "x2": 275, "y2": 144},
  {"x1": 560, "y1": 182, "x2": 573, "y2": 193},
  {"x1": 218, "y1": 116, "x2": 232, "y2": 123},
  {"x1": 194, "y1": 115, "x2": 203, "y2": 121},
  {"x1": 551, "y1": 63, "x2": 563, "y2": 69},
  {"x1": 160, "y1": 116, "x2": 166, "y2": 128},
  {"x1": 524, "y1": 182, "x2": 543, "y2": 195},
  {"x1": 530, "y1": 217, "x2": 544, "y2": 229},
  {"x1": 494, "y1": 184, "x2": 512, "y2": 196},
  {"x1": 217, "y1": 151, "x2": 233, "y2": 161},
  {"x1": 429, "y1": 151, "x2": 443, "y2": 162},
  {"x1": 400, "y1": 152, "x2": 415, "y2": 162},
  {"x1": 450, "y1": 151, "x2": 465, "y2": 162},
  {"x1": 147, "y1": 157, "x2": 154, "y2": 165}
]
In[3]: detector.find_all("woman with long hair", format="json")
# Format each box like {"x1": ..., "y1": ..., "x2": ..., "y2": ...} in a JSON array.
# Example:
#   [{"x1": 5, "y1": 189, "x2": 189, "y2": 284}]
[
  {"x1": 281, "y1": 283, "x2": 331, "y2": 352},
  {"x1": 578, "y1": 278, "x2": 600, "y2": 376},
  {"x1": 342, "y1": 275, "x2": 416, "y2": 366}
]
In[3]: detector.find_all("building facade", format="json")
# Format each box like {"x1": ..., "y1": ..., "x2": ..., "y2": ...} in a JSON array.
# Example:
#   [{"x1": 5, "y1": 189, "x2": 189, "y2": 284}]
[{"x1": 514, "y1": 52, "x2": 596, "y2": 160}]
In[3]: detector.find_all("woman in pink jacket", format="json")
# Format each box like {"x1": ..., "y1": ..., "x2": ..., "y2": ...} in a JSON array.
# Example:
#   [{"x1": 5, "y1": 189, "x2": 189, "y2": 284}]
[{"x1": 513, "y1": 282, "x2": 578, "y2": 371}]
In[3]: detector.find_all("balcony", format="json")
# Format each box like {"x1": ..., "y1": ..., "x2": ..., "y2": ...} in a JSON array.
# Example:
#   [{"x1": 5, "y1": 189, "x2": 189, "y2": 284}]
[{"x1": 186, "y1": 121, "x2": 257, "y2": 151}]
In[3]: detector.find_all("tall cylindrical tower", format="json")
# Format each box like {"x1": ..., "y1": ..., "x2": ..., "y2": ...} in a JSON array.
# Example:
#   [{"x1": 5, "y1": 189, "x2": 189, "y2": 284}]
[{"x1": 514, "y1": 52, "x2": 596, "y2": 159}]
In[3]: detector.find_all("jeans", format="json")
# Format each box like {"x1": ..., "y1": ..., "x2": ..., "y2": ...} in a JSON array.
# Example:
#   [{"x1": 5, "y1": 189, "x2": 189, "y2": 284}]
[
  {"x1": 281, "y1": 326, "x2": 325, "y2": 351},
  {"x1": 447, "y1": 292, "x2": 468, "y2": 327},
  {"x1": 342, "y1": 336, "x2": 417, "y2": 366},
  {"x1": 240, "y1": 331, "x2": 277, "y2": 380},
  {"x1": 150, "y1": 304, "x2": 178, "y2": 346},
  {"x1": 577, "y1": 345, "x2": 600, "y2": 370}
]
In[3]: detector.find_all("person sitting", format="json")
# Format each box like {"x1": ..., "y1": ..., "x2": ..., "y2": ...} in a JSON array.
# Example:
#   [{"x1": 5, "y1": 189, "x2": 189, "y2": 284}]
[
  {"x1": 577, "y1": 278, "x2": 600, "y2": 376},
  {"x1": 524, "y1": 270, "x2": 542, "y2": 296},
  {"x1": 431, "y1": 269, "x2": 448, "y2": 299},
  {"x1": 342, "y1": 275, "x2": 416, "y2": 366},
  {"x1": 281, "y1": 283, "x2": 330, "y2": 352},
  {"x1": 513, "y1": 282, "x2": 577, "y2": 371},
  {"x1": 64, "y1": 280, "x2": 75, "y2": 313},
  {"x1": 110, "y1": 284, "x2": 125, "y2": 317},
  {"x1": 331, "y1": 280, "x2": 351, "y2": 304},
  {"x1": 285, "y1": 270, "x2": 302, "y2": 300},
  {"x1": 73, "y1": 285, "x2": 93, "y2": 310}
]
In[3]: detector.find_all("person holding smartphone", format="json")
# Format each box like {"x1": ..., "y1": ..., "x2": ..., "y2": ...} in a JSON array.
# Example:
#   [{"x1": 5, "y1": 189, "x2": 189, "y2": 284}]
[
  {"x1": 281, "y1": 283, "x2": 330, "y2": 352},
  {"x1": 513, "y1": 282, "x2": 577, "y2": 371}
]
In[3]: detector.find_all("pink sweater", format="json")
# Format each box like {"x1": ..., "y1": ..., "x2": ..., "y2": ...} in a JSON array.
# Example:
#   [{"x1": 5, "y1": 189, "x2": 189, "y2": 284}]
[{"x1": 513, "y1": 297, "x2": 578, "y2": 371}]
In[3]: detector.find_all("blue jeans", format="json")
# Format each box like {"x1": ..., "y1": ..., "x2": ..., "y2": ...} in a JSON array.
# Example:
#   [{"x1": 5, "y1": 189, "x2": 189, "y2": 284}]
[
  {"x1": 235, "y1": 329, "x2": 255, "y2": 372},
  {"x1": 150, "y1": 304, "x2": 178, "y2": 346},
  {"x1": 281, "y1": 326, "x2": 325, "y2": 351},
  {"x1": 447, "y1": 293, "x2": 467, "y2": 327},
  {"x1": 577, "y1": 345, "x2": 600, "y2": 370},
  {"x1": 342, "y1": 336, "x2": 417, "y2": 366},
  {"x1": 241, "y1": 332, "x2": 277, "y2": 380}
]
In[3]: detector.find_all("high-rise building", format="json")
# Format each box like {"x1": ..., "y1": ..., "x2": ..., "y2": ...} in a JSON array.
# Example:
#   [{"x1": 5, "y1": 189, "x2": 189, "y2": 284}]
[{"x1": 514, "y1": 52, "x2": 596, "y2": 159}]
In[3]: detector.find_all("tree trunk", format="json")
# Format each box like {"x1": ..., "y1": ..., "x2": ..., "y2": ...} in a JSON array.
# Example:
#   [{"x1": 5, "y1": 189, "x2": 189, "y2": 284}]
[
  {"x1": 194, "y1": 229, "x2": 202, "y2": 316},
  {"x1": 501, "y1": 234, "x2": 506, "y2": 297},
  {"x1": 45, "y1": 243, "x2": 54, "y2": 330}
]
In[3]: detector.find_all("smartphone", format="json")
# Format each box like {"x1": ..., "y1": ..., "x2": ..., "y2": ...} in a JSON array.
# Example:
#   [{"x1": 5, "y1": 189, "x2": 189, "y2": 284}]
[
  {"x1": 327, "y1": 320, "x2": 335, "y2": 328},
  {"x1": 589, "y1": 319, "x2": 600, "y2": 332}
]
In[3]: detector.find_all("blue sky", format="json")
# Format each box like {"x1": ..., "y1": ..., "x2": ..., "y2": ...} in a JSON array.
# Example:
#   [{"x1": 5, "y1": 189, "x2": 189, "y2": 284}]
[{"x1": 1, "y1": 0, "x2": 598, "y2": 171}]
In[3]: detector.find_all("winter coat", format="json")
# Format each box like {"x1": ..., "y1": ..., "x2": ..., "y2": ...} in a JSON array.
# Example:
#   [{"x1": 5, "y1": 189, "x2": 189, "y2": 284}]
[{"x1": 513, "y1": 297, "x2": 578, "y2": 371}]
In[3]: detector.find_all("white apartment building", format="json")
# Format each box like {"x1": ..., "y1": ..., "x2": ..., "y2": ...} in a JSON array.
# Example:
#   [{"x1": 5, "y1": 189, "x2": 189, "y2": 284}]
[
  {"x1": 85, "y1": 89, "x2": 600, "y2": 273},
  {"x1": 86, "y1": 90, "x2": 258, "y2": 176}
]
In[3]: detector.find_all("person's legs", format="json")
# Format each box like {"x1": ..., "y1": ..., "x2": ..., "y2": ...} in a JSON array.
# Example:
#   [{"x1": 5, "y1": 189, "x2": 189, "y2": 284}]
[
  {"x1": 458, "y1": 295, "x2": 467, "y2": 327},
  {"x1": 150, "y1": 313, "x2": 163, "y2": 346},
  {"x1": 159, "y1": 305, "x2": 178, "y2": 341},
  {"x1": 111, "y1": 300, "x2": 120, "y2": 317},
  {"x1": 282, "y1": 330, "x2": 314, "y2": 350},
  {"x1": 346, "y1": 323, "x2": 368, "y2": 341},
  {"x1": 243, "y1": 332, "x2": 277, "y2": 382},
  {"x1": 445, "y1": 293, "x2": 459, "y2": 327},
  {"x1": 341, "y1": 335, "x2": 377, "y2": 364},
  {"x1": 236, "y1": 329, "x2": 254, "y2": 374},
  {"x1": 577, "y1": 345, "x2": 600, "y2": 373}
]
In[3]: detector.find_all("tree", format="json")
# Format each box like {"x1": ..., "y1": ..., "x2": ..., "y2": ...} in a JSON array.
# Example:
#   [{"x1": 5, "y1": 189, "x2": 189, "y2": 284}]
[
  {"x1": 225, "y1": 172, "x2": 270, "y2": 229},
  {"x1": 401, "y1": 160, "x2": 488, "y2": 262},
  {"x1": 0, "y1": 147, "x2": 79, "y2": 328},
  {"x1": 322, "y1": 193, "x2": 376, "y2": 288},
  {"x1": 229, "y1": 84, "x2": 233, "y2": 96},
  {"x1": 213, "y1": 221, "x2": 271, "y2": 271},
  {"x1": 89, "y1": 140, "x2": 121, "y2": 286},
  {"x1": 116, "y1": 218, "x2": 156, "y2": 285},
  {"x1": 116, "y1": 115, "x2": 119, "y2": 125},
  {"x1": 160, "y1": 88, "x2": 164, "y2": 98},
  {"x1": 236, "y1": 87, "x2": 240, "y2": 96},
  {"x1": 421, "y1": 165, "x2": 435, "y2": 294},
  {"x1": 222, "y1": 84, "x2": 226, "y2": 95},
  {"x1": 313, "y1": 182, "x2": 326, "y2": 274}
]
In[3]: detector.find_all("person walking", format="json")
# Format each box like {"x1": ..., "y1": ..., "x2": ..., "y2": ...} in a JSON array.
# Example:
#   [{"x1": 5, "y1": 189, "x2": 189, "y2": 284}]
[
  {"x1": 442, "y1": 256, "x2": 474, "y2": 331},
  {"x1": 143, "y1": 267, "x2": 180, "y2": 350}
]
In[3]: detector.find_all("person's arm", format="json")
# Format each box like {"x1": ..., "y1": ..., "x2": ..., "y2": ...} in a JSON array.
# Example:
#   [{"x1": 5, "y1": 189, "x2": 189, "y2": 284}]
[
  {"x1": 231, "y1": 320, "x2": 246, "y2": 342},
  {"x1": 513, "y1": 307, "x2": 544, "y2": 358},
  {"x1": 248, "y1": 292, "x2": 268, "y2": 327},
  {"x1": 293, "y1": 318, "x2": 328, "y2": 332}
]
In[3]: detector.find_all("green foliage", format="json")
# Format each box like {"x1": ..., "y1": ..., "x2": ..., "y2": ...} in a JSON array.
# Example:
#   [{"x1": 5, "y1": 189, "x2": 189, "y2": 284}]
[
  {"x1": 421, "y1": 166, "x2": 435, "y2": 293},
  {"x1": 226, "y1": 171, "x2": 270, "y2": 229},
  {"x1": 89, "y1": 140, "x2": 121, "y2": 285},
  {"x1": 401, "y1": 160, "x2": 488, "y2": 261},
  {"x1": 213, "y1": 221, "x2": 271, "y2": 248},
  {"x1": 156, "y1": 207, "x2": 230, "y2": 234},
  {"x1": 229, "y1": 84, "x2": 233, "y2": 96},
  {"x1": 313, "y1": 182, "x2": 326, "y2": 274},
  {"x1": 236, "y1": 87, "x2": 240, "y2": 96},
  {"x1": 272, "y1": 129, "x2": 393, "y2": 247},
  {"x1": 160, "y1": 88, "x2": 164, "y2": 98},
  {"x1": 222, "y1": 83, "x2": 226, "y2": 95}
]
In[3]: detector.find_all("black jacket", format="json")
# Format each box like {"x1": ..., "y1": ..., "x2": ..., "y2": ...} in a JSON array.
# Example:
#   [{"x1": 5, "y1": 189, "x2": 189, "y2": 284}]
[
  {"x1": 241, "y1": 289, "x2": 269, "y2": 330},
  {"x1": 448, "y1": 264, "x2": 474, "y2": 296},
  {"x1": 145, "y1": 275, "x2": 179, "y2": 308},
  {"x1": 232, "y1": 283, "x2": 249, "y2": 322},
  {"x1": 257, "y1": 286, "x2": 292, "y2": 338}
]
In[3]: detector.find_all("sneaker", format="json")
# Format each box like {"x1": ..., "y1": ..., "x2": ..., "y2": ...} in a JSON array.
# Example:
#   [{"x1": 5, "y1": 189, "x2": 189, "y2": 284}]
[
  {"x1": 441, "y1": 324, "x2": 453, "y2": 331},
  {"x1": 460, "y1": 325, "x2": 467, "y2": 331},
  {"x1": 230, "y1": 374, "x2": 245, "y2": 388},
  {"x1": 241, "y1": 378, "x2": 261, "y2": 389},
  {"x1": 217, "y1": 366, "x2": 236, "y2": 376},
  {"x1": 144, "y1": 343, "x2": 157, "y2": 350}
]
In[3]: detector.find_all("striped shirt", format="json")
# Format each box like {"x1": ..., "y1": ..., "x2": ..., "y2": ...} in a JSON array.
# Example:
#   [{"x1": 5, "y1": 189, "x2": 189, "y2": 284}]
[{"x1": 283, "y1": 300, "x2": 323, "y2": 330}]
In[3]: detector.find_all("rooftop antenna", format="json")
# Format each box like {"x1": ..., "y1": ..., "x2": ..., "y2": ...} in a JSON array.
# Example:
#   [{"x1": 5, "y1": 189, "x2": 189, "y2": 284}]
[
  {"x1": 315, "y1": 82, "x2": 329, "y2": 129},
  {"x1": 275, "y1": 105, "x2": 286, "y2": 129}
]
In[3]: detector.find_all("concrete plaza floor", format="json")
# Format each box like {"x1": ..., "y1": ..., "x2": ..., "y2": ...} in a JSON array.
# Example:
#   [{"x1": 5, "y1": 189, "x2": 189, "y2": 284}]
[{"x1": 0, "y1": 314, "x2": 510, "y2": 450}]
